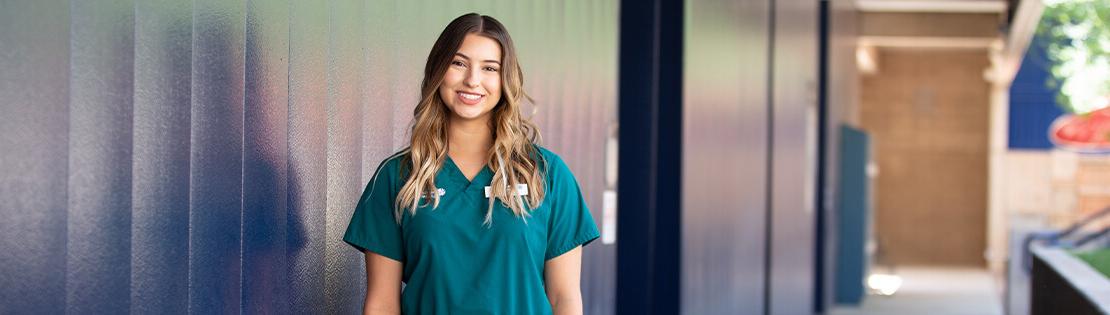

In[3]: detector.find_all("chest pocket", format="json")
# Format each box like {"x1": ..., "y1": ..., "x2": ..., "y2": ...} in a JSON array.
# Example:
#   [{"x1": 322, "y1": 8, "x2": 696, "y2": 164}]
[{"x1": 485, "y1": 198, "x2": 550, "y2": 257}]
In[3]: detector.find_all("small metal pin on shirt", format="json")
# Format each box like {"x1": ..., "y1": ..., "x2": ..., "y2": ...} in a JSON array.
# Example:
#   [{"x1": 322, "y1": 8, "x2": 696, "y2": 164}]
[
  {"x1": 423, "y1": 188, "x2": 446, "y2": 199},
  {"x1": 484, "y1": 184, "x2": 529, "y2": 198}
]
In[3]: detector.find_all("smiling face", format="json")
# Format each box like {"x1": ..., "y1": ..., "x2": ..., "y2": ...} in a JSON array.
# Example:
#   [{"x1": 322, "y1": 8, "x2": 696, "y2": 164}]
[{"x1": 439, "y1": 34, "x2": 503, "y2": 123}]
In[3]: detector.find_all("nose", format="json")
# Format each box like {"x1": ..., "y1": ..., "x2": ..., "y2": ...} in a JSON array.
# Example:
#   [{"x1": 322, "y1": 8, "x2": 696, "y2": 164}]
[{"x1": 465, "y1": 68, "x2": 481, "y2": 88}]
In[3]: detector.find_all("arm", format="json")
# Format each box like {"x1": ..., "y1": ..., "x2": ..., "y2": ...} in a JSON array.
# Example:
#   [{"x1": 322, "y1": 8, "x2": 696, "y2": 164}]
[
  {"x1": 544, "y1": 246, "x2": 585, "y2": 315},
  {"x1": 363, "y1": 250, "x2": 403, "y2": 315}
]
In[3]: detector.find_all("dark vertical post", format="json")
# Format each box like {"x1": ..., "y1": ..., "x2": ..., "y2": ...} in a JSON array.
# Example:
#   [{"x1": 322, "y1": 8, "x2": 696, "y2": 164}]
[
  {"x1": 762, "y1": 1, "x2": 777, "y2": 314},
  {"x1": 617, "y1": 0, "x2": 683, "y2": 314},
  {"x1": 815, "y1": 1, "x2": 831, "y2": 313}
]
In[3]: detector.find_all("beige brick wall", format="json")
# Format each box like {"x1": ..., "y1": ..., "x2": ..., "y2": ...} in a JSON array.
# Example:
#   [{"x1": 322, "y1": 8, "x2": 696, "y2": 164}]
[
  {"x1": 1001, "y1": 150, "x2": 1110, "y2": 239},
  {"x1": 1076, "y1": 157, "x2": 1110, "y2": 229},
  {"x1": 861, "y1": 49, "x2": 991, "y2": 266}
]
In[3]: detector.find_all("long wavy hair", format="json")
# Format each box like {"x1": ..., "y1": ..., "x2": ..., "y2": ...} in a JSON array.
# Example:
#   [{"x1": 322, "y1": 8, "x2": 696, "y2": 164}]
[{"x1": 394, "y1": 13, "x2": 546, "y2": 226}]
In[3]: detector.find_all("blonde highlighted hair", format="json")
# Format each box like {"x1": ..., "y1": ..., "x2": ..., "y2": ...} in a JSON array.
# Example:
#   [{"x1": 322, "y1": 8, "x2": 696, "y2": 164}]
[{"x1": 394, "y1": 13, "x2": 546, "y2": 226}]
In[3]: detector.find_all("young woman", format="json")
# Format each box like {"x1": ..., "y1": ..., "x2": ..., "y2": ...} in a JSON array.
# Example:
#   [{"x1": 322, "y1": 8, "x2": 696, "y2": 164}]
[{"x1": 343, "y1": 13, "x2": 600, "y2": 315}]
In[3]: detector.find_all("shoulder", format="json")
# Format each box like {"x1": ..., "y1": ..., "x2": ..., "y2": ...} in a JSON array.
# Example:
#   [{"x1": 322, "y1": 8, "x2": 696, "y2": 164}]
[
  {"x1": 530, "y1": 144, "x2": 575, "y2": 181},
  {"x1": 380, "y1": 149, "x2": 409, "y2": 168},
  {"x1": 372, "y1": 149, "x2": 411, "y2": 181},
  {"x1": 530, "y1": 144, "x2": 566, "y2": 170}
]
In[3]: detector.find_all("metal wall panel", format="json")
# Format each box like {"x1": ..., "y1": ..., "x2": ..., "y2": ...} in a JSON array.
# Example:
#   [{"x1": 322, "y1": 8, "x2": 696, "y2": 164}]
[
  {"x1": 67, "y1": 0, "x2": 134, "y2": 313},
  {"x1": 390, "y1": 1, "x2": 430, "y2": 147},
  {"x1": 769, "y1": 1, "x2": 819, "y2": 314},
  {"x1": 287, "y1": 0, "x2": 328, "y2": 313},
  {"x1": 131, "y1": 0, "x2": 192, "y2": 312},
  {"x1": 683, "y1": 0, "x2": 772, "y2": 313},
  {"x1": 243, "y1": 0, "x2": 290, "y2": 312},
  {"x1": 0, "y1": 1, "x2": 618, "y2": 313},
  {"x1": 324, "y1": 0, "x2": 366, "y2": 312},
  {"x1": 362, "y1": 0, "x2": 398, "y2": 184},
  {"x1": 0, "y1": 1, "x2": 69, "y2": 313},
  {"x1": 189, "y1": 0, "x2": 245, "y2": 312}
]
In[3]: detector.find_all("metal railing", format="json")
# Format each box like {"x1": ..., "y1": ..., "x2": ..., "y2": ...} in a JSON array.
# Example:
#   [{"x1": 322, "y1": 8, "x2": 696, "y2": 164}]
[{"x1": 1022, "y1": 206, "x2": 1110, "y2": 274}]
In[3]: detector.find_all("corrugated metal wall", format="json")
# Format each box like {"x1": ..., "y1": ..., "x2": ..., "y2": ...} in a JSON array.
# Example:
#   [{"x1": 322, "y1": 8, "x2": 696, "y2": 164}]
[
  {"x1": 1, "y1": 1, "x2": 71, "y2": 314},
  {"x1": 0, "y1": 0, "x2": 617, "y2": 313},
  {"x1": 770, "y1": 1, "x2": 818, "y2": 314},
  {"x1": 772, "y1": 1, "x2": 825, "y2": 312},
  {"x1": 683, "y1": 0, "x2": 771, "y2": 313},
  {"x1": 682, "y1": 0, "x2": 819, "y2": 313}
]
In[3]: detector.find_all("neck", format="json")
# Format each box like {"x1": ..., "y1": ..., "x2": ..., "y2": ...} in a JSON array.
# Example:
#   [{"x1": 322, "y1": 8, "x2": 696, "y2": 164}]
[{"x1": 447, "y1": 115, "x2": 493, "y2": 156}]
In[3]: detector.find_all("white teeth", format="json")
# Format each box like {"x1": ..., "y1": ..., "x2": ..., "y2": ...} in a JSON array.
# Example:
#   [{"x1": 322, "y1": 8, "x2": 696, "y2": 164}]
[{"x1": 459, "y1": 92, "x2": 481, "y2": 100}]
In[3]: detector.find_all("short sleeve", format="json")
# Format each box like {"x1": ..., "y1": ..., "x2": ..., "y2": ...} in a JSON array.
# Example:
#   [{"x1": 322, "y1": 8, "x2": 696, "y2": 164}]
[
  {"x1": 544, "y1": 155, "x2": 601, "y2": 261},
  {"x1": 343, "y1": 157, "x2": 405, "y2": 263}
]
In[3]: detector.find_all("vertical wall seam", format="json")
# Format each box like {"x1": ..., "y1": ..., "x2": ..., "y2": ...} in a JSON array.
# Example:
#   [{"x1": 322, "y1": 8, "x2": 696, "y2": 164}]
[
  {"x1": 284, "y1": 0, "x2": 294, "y2": 311},
  {"x1": 126, "y1": 0, "x2": 137, "y2": 307},
  {"x1": 185, "y1": 1, "x2": 195, "y2": 310},
  {"x1": 187, "y1": 0, "x2": 196, "y2": 313},
  {"x1": 763, "y1": 0, "x2": 777, "y2": 314},
  {"x1": 64, "y1": 1, "x2": 74, "y2": 309},
  {"x1": 322, "y1": 1, "x2": 332, "y2": 310},
  {"x1": 239, "y1": 1, "x2": 249, "y2": 313},
  {"x1": 130, "y1": 2, "x2": 139, "y2": 310}
]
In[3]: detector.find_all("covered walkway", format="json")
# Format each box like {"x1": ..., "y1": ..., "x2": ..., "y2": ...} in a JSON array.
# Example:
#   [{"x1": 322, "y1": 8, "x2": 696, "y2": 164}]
[{"x1": 830, "y1": 267, "x2": 1002, "y2": 315}]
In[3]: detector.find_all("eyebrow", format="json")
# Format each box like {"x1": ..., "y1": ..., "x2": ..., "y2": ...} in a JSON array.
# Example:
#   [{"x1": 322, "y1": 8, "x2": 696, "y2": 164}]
[{"x1": 454, "y1": 53, "x2": 501, "y2": 65}]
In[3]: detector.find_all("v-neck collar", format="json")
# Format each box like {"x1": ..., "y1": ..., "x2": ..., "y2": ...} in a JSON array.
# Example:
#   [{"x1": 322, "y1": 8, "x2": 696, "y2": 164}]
[{"x1": 443, "y1": 156, "x2": 493, "y2": 191}]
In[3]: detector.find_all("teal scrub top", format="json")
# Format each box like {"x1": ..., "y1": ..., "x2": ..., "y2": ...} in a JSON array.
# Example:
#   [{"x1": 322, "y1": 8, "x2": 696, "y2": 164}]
[{"x1": 343, "y1": 145, "x2": 601, "y2": 315}]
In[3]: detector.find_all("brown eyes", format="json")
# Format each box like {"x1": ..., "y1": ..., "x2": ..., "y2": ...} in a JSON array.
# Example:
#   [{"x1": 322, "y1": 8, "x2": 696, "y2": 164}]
[{"x1": 451, "y1": 60, "x2": 499, "y2": 73}]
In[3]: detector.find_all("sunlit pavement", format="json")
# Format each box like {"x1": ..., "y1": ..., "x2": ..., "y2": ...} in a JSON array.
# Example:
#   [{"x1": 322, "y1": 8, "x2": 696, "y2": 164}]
[{"x1": 828, "y1": 267, "x2": 1002, "y2": 315}]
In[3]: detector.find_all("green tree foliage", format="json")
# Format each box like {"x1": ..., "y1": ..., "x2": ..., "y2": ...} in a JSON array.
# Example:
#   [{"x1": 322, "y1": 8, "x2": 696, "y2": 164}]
[{"x1": 1036, "y1": 0, "x2": 1110, "y2": 114}]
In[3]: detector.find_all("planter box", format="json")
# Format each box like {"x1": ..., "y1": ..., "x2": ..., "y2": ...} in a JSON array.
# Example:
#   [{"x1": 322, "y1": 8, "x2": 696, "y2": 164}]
[{"x1": 1031, "y1": 245, "x2": 1110, "y2": 314}]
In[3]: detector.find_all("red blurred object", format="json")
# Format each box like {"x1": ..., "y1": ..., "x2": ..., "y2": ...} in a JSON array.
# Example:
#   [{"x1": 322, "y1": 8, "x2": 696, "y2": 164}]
[{"x1": 1050, "y1": 106, "x2": 1110, "y2": 152}]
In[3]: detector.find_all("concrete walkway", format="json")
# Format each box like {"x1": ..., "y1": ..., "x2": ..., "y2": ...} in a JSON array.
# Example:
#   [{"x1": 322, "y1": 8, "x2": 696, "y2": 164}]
[{"x1": 828, "y1": 267, "x2": 1003, "y2": 315}]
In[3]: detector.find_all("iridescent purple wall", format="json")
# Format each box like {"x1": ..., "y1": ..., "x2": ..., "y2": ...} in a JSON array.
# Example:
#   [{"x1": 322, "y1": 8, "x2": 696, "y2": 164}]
[{"x1": 0, "y1": 1, "x2": 617, "y2": 313}]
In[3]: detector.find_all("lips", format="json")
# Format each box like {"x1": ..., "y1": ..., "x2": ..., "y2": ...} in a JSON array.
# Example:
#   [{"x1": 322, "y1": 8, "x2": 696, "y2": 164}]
[{"x1": 457, "y1": 91, "x2": 484, "y2": 105}]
